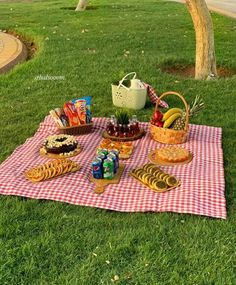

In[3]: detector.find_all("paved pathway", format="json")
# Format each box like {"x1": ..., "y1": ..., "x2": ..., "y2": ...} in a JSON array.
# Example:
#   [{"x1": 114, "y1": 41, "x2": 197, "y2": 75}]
[
  {"x1": 170, "y1": 0, "x2": 236, "y2": 19},
  {"x1": 0, "y1": 32, "x2": 27, "y2": 74}
]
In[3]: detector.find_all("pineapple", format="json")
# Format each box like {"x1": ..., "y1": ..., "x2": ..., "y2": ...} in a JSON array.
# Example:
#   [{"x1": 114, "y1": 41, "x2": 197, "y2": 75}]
[
  {"x1": 171, "y1": 95, "x2": 205, "y2": 130},
  {"x1": 171, "y1": 116, "x2": 185, "y2": 130}
]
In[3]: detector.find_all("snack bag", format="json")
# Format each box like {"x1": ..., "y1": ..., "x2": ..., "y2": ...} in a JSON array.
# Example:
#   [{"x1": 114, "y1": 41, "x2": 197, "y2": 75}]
[
  {"x1": 63, "y1": 102, "x2": 80, "y2": 126},
  {"x1": 75, "y1": 99, "x2": 86, "y2": 125},
  {"x1": 54, "y1": 108, "x2": 69, "y2": 127},
  {"x1": 60, "y1": 114, "x2": 69, "y2": 127},
  {"x1": 49, "y1": 110, "x2": 64, "y2": 127},
  {"x1": 72, "y1": 96, "x2": 92, "y2": 124},
  {"x1": 54, "y1": 108, "x2": 64, "y2": 117},
  {"x1": 84, "y1": 96, "x2": 92, "y2": 124}
]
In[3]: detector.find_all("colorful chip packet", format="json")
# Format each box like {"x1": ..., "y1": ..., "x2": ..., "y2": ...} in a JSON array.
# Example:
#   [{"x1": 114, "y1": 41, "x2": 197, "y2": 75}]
[{"x1": 49, "y1": 96, "x2": 92, "y2": 127}]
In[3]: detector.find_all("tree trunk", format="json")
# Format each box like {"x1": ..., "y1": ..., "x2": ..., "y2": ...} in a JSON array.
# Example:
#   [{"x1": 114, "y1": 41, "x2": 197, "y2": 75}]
[
  {"x1": 185, "y1": 0, "x2": 217, "y2": 80},
  {"x1": 75, "y1": 0, "x2": 88, "y2": 11}
]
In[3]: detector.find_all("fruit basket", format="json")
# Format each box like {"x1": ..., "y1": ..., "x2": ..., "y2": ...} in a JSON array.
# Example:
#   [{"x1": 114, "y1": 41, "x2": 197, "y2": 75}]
[{"x1": 150, "y1": 91, "x2": 189, "y2": 144}]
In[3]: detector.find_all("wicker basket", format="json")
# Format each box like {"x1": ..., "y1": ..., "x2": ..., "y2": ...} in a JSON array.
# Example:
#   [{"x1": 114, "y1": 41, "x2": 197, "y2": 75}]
[
  {"x1": 150, "y1": 91, "x2": 189, "y2": 144},
  {"x1": 58, "y1": 123, "x2": 93, "y2": 135}
]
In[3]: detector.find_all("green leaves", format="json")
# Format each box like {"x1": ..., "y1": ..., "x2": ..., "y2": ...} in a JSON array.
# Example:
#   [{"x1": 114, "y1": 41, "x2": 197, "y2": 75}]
[{"x1": 115, "y1": 109, "x2": 130, "y2": 125}]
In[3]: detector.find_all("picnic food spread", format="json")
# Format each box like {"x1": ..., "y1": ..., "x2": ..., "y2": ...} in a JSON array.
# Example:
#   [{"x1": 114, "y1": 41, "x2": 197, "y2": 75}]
[
  {"x1": 25, "y1": 159, "x2": 80, "y2": 182},
  {"x1": 23, "y1": 90, "x2": 204, "y2": 197},
  {"x1": 0, "y1": 72, "x2": 228, "y2": 219}
]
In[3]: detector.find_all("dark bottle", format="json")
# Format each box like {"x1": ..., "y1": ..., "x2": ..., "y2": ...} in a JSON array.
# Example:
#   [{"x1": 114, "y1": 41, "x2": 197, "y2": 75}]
[
  {"x1": 106, "y1": 115, "x2": 116, "y2": 136},
  {"x1": 119, "y1": 124, "x2": 124, "y2": 137},
  {"x1": 123, "y1": 124, "x2": 129, "y2": 137},
  {"x1": 131, "y1": 115, "x2": 140, "y2": 135}
]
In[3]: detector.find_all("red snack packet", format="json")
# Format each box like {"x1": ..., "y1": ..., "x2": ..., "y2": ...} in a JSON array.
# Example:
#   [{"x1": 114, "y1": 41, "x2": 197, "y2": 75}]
[
  {"x1": 75, "y1": 99, "x2": 86, "y2": 125},
  {"x1": 63, "y1": 102, "x2": 80, "y2": 126}
]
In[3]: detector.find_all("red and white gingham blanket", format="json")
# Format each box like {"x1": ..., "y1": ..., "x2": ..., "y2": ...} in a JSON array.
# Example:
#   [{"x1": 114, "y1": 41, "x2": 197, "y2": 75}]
[
  {"x1": 0, "y1": 116, "x2": 226, "y2": 219},
  {"x1": 142, "y1": 82, "x2": 169, "y2": 108}
]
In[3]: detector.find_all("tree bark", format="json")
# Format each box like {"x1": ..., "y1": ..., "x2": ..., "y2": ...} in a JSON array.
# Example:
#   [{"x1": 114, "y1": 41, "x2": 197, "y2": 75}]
[
  {"x1": 185, "y1": 0, "x2": 217, "y2": 80},
  {"x1": 75, "y1": 0, "x2": 88, "y2": 11}
]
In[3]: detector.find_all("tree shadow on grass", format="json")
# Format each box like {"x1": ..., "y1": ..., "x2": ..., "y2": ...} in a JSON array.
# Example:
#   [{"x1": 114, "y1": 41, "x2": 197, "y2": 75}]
[{"x1": 160, "y1": 59, "x2": 236, "y2": 79}]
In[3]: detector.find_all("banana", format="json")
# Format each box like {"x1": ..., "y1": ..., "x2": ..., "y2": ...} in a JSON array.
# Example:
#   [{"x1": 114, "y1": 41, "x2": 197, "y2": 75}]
[
  {"x1": 162, "y1": 108, "x2": 183, "y2": 122},
  {"x1": 163, "y1": 113, "x2": 182, "y2": 128}
]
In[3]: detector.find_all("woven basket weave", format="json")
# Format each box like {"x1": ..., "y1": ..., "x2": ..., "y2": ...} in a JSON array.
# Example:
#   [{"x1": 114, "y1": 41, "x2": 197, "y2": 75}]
[
  {"x1": 150, "y1": 91, "x2": 189, "y2": 144},
  {"x1": 58, "y1": 123, "x2": 93, "y2": 135}
]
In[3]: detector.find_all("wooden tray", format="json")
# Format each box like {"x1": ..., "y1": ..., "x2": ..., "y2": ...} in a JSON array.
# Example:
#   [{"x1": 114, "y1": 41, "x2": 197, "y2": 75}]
[
  {"x1": 129, "y1": 171, "x2": 181, "y2": 193},
  {"x1": 89, "y1": 164, "x2": 125, "y2": 194},
  {"x1": 40, "y1": 145, "x2": 82, "y2": 159},
  {"x1": 148, "y1": 149, "x2": 193, "y2": 166},
  {"x1": 102, "y1": 129, "x2": 145, "y2": 142}
]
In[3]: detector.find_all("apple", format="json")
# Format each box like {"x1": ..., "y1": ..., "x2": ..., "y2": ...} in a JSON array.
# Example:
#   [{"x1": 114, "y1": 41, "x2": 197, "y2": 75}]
[
  {"x1": 155, "y1": 121, "x2": 163, "y2": 127},
  {"x1": 153, "y1": 110, "x2": 163, "y2": 121}
]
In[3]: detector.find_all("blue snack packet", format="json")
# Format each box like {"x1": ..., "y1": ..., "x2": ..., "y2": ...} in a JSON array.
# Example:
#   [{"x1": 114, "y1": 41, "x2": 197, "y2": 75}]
[{"x1": 71, "y1": 96, "x2": 92, "y2": 124}]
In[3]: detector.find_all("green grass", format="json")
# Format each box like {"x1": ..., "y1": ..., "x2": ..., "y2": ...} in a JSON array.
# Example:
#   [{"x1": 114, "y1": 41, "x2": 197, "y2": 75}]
[{"x1": 0, "y1": 0, "x2": 236, "y2": 284}]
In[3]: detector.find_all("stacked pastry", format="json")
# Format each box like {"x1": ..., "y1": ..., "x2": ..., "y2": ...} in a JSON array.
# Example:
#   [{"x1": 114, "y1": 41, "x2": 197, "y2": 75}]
[
  {"x1": 131, "y1": 163, "x2": 179, "y2": 192},
  {"x1": 98, "y1": 139, "x2": 134, "y2": 159}
]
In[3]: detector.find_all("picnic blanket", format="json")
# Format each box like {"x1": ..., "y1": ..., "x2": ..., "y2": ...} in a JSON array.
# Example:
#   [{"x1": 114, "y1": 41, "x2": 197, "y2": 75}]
[{"x1": 0, "y1": 116, "x2": 226, "y2": 219}]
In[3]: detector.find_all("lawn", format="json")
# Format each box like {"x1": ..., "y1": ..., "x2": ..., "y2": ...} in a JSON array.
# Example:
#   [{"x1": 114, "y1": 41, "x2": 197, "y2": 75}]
[{"x1": 0, "y1": 0, "x2": 236, "y2": 284}]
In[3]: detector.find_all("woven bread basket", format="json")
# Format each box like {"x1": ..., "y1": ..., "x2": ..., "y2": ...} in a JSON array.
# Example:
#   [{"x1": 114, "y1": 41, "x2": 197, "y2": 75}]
[
  {"x1": 58, "y1": 123, "x2": 93, "y2": 135},
  {"x1": 150, "y1": 91, "x2": 189, "y2": 144}
]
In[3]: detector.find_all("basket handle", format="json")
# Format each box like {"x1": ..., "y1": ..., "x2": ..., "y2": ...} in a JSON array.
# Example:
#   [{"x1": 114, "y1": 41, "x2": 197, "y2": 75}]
[
  {"x1": 155, "y1": 91, "x2": 189, "y2": 131},
  {"x1": 118, "y1": 72, "x2": 137, "y2": 90}
]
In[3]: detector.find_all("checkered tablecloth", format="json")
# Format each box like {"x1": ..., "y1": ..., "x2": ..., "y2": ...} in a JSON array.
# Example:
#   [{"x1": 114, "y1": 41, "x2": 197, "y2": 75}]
[{"x1": 0, "y1": 116, "x2": 226, "y2": 219}]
